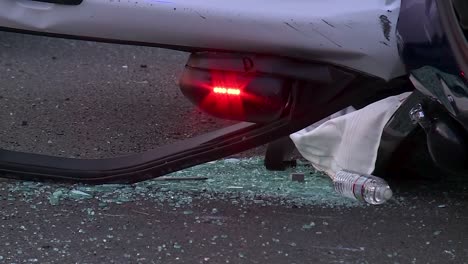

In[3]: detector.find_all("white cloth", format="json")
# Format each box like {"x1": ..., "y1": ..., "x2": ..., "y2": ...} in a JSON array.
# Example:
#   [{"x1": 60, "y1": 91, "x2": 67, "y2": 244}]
[{"x1": 290, "y1": 92, "x2": 412, "y2": 179}]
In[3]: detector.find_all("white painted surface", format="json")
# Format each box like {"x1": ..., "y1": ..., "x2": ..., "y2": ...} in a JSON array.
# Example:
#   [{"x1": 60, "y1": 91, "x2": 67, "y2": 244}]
[{"x1": 0, "y1": 0, "x2": 405, "y2": 80}]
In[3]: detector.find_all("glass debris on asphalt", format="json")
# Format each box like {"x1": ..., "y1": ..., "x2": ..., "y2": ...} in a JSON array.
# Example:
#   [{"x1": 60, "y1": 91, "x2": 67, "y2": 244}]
[{"x1": 3, "y1": 157, "x2": 360, "y2": 208}]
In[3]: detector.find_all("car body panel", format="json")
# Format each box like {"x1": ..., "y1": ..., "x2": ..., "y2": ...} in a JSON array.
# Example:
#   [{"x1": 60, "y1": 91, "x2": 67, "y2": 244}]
[{"x1": 0, "y1": 0, "x2": 405, "y2": 80}]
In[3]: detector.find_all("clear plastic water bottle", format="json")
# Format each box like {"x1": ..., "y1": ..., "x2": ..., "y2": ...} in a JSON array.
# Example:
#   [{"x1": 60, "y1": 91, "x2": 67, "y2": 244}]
[{"x1": 333, "y1": 170, "x2": 393, "y2": 204}]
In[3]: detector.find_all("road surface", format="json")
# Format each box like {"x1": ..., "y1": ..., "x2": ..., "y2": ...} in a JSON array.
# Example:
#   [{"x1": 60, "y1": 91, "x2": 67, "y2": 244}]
[{"x1": 0, "y1": 32, "x2": 467, "y2": 264}]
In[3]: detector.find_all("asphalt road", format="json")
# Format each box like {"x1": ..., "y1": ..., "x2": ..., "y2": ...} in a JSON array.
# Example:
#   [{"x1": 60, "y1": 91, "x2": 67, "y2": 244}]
[
  {"x1": 1, "y1": 32, "x2": 468, "y2": 264},
  {"x1": 0, "y1": 31, "x2": 238, "y2": 158}
]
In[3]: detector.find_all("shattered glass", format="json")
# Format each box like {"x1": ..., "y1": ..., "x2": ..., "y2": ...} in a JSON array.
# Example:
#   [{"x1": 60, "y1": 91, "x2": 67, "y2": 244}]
[{"x1": 4, "y1": 157, "x2": 360, "y2": 208}]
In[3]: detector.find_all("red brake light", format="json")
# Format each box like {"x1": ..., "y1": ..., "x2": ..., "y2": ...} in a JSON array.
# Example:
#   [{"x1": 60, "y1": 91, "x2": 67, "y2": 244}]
[{"x1": 213, "y1": 86, "x2": 241, "y2": 96}]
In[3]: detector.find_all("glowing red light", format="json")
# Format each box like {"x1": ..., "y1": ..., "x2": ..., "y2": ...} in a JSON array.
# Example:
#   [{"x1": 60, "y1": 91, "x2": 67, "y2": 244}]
[{"x1": 213, "y1": 86, "x2": 241, "y2": 96}]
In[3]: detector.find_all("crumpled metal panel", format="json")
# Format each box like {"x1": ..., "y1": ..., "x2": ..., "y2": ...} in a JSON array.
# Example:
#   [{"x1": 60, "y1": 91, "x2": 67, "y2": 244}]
[{"x1": 0, "y1": 0, "x2": 404, "y2": 80}]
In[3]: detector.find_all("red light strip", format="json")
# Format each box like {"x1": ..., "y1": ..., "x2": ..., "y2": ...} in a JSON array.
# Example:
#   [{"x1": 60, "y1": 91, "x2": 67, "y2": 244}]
[{"x1": 213, "y1": 87, "x2": 241, "y2": 96}]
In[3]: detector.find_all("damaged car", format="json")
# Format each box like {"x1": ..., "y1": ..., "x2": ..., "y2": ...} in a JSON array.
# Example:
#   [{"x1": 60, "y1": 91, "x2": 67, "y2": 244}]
[{"x1": 0, "y1": 0, "x2": 466, "y2": 204}]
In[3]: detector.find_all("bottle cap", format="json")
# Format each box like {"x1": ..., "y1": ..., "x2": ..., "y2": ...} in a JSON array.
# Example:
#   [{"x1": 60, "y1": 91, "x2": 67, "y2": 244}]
[{"x1": 383, "y1": 188, "x2": 393, "y2": 200}]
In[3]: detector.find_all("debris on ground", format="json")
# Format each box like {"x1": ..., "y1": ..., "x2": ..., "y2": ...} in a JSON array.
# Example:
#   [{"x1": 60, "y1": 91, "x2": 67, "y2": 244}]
[
  {"x1": 290, "y1": 173, "x2": 305, "y2": 183},
  {"x1": 3, "y1": 157, "x2": 360, "y2": 208}
]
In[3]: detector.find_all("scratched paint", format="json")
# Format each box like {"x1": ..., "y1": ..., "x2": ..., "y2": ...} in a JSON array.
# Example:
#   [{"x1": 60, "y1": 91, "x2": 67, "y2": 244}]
[
  {"x1": 379, "y1": 15, "x2": 392, "y2": 41},
  {"x1": 321, "y1": 19, "x2": 335, "y2": 28},
  {"x1": 284, "y1": 21, "x2": 342, "y2": 48},
  {"x1": 0, "y1": 0, "x2": 405, "y2": 80}
]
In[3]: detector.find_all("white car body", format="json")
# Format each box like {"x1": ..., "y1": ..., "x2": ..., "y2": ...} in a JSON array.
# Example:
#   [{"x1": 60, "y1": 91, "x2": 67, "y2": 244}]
[{"x1": 0, "y1": 0, "x2": 405, "y2": 80}]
